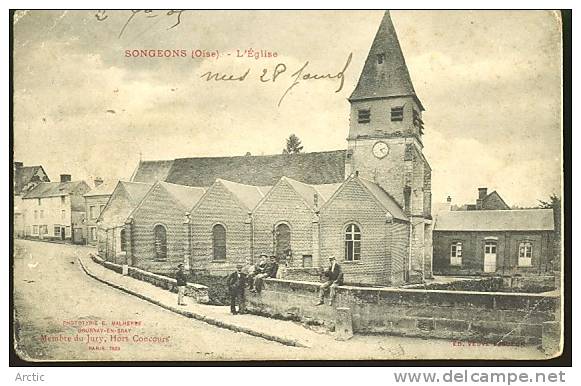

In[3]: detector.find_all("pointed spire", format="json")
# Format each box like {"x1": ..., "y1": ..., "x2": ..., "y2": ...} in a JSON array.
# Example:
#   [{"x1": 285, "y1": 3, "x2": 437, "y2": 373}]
[{"x1": 350, "y1": 11, "x2": 422, "y2": 109}]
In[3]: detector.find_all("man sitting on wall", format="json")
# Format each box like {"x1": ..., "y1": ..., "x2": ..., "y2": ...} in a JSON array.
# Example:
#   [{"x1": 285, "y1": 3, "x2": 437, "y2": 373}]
[
  {"x1": 248, "y1": 254, "x2": 267, "y2": 292},
  {"x1": 227, "y1": 264, "x2": 247, "y2": 315},
  {"x1": 253, "y1": 255, "x2": 279, "y2": 294},
  {"x1": 267, "y1": 255, "x2": 279, "y2": 278},
  {"x1": 245, "y1": 256, "x2": 259, "y2": 291},
  {"x1": 315, "y1": 256, "x2": 343, "y2": 306}
]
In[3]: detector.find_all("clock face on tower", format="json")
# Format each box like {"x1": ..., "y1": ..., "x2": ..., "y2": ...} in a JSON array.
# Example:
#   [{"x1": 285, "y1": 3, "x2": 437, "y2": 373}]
[{"x1": 372, "y1": 141, "x2": 389, "y2": 159}]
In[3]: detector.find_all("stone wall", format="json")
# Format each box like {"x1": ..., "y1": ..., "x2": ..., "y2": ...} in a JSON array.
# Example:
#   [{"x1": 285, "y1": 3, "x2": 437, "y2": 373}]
[
  {"x1": 502, "y1": 275, "x2": 556, "y2": 293},
  {"x1": 91, "y1": 253, "x2": 209, "y2": 303},
  {"x1": 246, "y1": 278, "x2": 558, "y2": 345}
]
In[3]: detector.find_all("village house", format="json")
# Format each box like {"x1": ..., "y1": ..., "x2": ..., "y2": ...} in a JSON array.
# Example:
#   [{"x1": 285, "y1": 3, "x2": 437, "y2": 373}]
[
  {"x1": 190, "y1": 179, "x2": 271, "y2": 276},
  {"x1": 100, "y1": 12, "x2": 433, "y2": 287},
  {"x1": 20, "y1": 174, "x2": 91, "y2": 242},
  {"x1": 125, "y1": 181, "x2": 205, "y2": 274},
  {"x1": 13, "y1": 161, "x2": 50, "y2": 238},
  {"x1": 433, "y1": 189, "x2": 555, "y2": 276},
  {"x1": 97, "y1": 181, "x2": 151, "y2": 264},
  {"x1": 84, "y1": 178, "x2": 117, "y2": 246},
  {"x1": 453, "y1": 187, "x2": 511, "y2": 211}
]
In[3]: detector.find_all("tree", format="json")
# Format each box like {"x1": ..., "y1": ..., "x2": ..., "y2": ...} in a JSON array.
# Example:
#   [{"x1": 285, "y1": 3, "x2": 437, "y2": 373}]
[
  {"x1": 282, "y1": 134, "x2": 303, "y2": 154},
  {"x1": 538, "y1": 194, "x2": 561, "y2": 273},
  {"x1": 538, "y1": 194, "x2": 561, "y2": 210}
]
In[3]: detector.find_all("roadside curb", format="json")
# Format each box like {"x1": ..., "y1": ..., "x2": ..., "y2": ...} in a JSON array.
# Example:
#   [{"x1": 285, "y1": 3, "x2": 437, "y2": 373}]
[{"x1": 77, "y1": 256, "x2": 308, "y2": 348}]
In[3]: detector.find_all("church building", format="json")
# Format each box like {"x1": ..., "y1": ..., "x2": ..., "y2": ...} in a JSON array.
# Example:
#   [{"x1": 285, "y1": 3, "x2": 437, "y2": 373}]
[
  {"x1": 342, "y1": 11, "x2": 433, "y2": 282},
  {"x1": 110, "y1": 11, "x2": 433, "y2": 286}
]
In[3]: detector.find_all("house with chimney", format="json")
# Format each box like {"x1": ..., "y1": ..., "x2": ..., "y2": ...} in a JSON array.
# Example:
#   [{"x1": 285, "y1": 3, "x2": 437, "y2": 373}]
[
  {"x1": 13, "y1": 161, "x2": 50, "y2": 237},
  {"x1": 455, "y1": 187, "x2": 510, "y2": 211},
  {"x1": 20, "y1": 174, "x2": 91, "y2": 242},
  {"x1": 84, "y1": 178, "x2": 118, "y2": 245}
]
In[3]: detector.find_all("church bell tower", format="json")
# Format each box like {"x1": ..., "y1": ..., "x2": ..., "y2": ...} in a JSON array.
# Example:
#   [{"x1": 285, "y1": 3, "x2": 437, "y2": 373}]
[{"x1": 345, "y1": 11, "x2": 433, "y2": 282}]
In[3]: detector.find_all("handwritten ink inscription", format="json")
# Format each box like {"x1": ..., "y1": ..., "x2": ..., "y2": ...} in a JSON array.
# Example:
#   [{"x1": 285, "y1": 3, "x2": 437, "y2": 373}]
[
  {"x1": 95, "y1": 10, "x2": 185, "y2": 38},
  {"x1": 199, "y1": 52, "x2": 353, "y2": 107}
]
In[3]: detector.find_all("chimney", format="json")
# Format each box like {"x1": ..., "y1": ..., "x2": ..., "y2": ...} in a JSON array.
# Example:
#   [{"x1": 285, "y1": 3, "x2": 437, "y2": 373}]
[
  {"x1": 60, "y1": 174, "x2": 72, "y2": 182},
  {"x1": 94, "y1": 177, "x2": 103, "y2": 187},
  {"x1": 476, "y1": 187, "x2": 487, "y2": 210}
]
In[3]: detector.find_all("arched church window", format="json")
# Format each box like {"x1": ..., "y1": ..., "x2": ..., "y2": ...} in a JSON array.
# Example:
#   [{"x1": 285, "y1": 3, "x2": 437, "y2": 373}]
[
  {"x1": 153, "y1": 224, "x2": 167, "y2": 260},
  {"x1": 120, "y1": 229, "x2": 126, "y2": 252},
  {"x1": 344, "y1": 223, "x2": 361, "y2": 261},
  {"x1": 212, "y1": 224, "x2": 226, "y2": 261},
  {"x1": 274, "y1": 223, "x2": 291, "y2": 263}
]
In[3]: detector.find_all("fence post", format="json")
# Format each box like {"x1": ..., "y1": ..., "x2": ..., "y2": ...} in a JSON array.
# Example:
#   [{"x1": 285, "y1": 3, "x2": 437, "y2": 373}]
[{"x1": 335, "y1": 307, "x2": 353, "y2": 341}]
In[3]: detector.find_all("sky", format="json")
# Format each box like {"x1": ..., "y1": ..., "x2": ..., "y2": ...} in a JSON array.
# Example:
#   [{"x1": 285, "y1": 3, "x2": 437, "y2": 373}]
[{"x1": 12, "y1": 10, "x2": 562, "y2": 207}]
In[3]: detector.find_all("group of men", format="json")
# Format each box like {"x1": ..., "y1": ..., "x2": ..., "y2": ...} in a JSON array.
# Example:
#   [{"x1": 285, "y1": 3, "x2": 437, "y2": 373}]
[
  {"x1": 227, "y1": 254, "x2": 279, "y2": 315},
  {"x1": 174, "y1": 254, "x2": 344, "y2": 315}
]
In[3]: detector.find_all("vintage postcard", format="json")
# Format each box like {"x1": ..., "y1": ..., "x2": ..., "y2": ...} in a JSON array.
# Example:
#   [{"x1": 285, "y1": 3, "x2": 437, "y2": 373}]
[{"x1": 11, "y1": 9, "x2": 565, "y2": 362}]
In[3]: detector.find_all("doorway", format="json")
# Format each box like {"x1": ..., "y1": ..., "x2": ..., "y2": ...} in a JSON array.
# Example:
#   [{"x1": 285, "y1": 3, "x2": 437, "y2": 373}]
[{"x1": 484, "y1": 240, "x2": 497, "y2": 273}]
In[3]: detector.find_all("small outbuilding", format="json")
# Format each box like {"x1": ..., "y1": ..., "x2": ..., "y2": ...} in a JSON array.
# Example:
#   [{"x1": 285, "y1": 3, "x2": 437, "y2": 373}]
[{"x1": 433, "y1": 209, "x2": 555, "y2": 276}]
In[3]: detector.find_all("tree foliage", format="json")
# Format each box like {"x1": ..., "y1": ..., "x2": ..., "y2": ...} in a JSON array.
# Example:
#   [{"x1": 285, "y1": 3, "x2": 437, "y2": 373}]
[
  {"x1": 538, "y1": 194, "x2": 561, "y2": 272},
  {"x1": 538, "y1": 194, "x2": 561, "y2": 210},
  {"x1": 282, "y1": 134, "x2": 304, "y2": 154}
]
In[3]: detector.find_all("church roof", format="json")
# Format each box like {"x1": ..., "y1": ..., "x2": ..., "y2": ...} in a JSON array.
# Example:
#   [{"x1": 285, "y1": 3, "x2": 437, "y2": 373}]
[
  {"x1": 217, "y1": 179, "x2": 271, "y2": 211},
  {"x1": 98, "y1": 181, "x2": 152, "y2": 228},
  {"x1": 134, "y1": 150, "x2": 346, "y2": 187},
  {"x1": 358, "y1": 177, "x2": 408, "y2": 221},
  {"x1": 280, "y1": 177, "x2": 342, "y2": 211},
  {"x1": 159, "y1": 182, "x2": 206, "y2": 210},
  {"x1": 319, "y1": 175, "x2": 407, "y2": 221},
  {"x1": 131, "y1": 160, "x2": 174, "y2": 183},
  {"x1": 349, "y1": 11, "x2": 423, "y2": 109},
  {"x1": 121, "y1": 181, "x2": 153, "y2": 206},
  {"x1": 434, "y1": 209, "x2": 555, "y2": 232}
]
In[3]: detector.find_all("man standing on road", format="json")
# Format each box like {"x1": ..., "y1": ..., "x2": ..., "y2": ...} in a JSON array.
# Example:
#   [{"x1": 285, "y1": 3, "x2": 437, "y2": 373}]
[
  {"x1": 315, "y1": 256, "x2": 343, "y2": 306},
  {"x1": 227, "y1": 264, "x2": 247, "y2": 315},
  {"x1": 176, "y1": 264, "x2": 188, "y2": 306}
]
